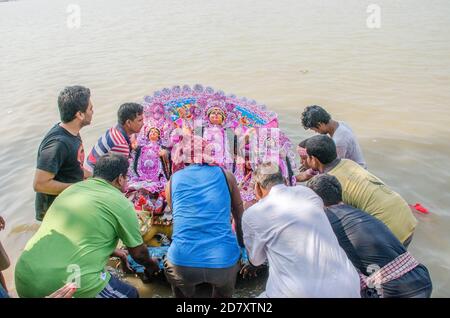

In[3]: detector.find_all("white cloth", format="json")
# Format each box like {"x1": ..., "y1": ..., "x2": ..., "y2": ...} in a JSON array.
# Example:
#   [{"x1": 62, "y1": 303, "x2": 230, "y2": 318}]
[
  {"x1": 333, "y1": 121, "x2": 366, "y2": 168},
  {"x1": 242, "y1": 184, "x2": 361, "y2": 298}
]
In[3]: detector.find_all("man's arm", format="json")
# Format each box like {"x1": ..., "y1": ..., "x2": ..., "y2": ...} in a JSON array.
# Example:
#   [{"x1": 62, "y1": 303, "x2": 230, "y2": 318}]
[
  {"x1": 243, "y1": 224, "x2": 267, "y2": 267},
  {"x1": 225, "y1": 171, "x2": 245, "y2": 247},
  {"x1": 165, "y1": 179, "x2": 172, "y2": 211},
  {"x1": 295, "y1": 171, "x2": 314, "y2": 183},
  {"x1": 33, "y1": 169, "x2": 72, "y2": 195},
  {"x1": 127, "y1": 244, "x2": 159, "y2": 273}
]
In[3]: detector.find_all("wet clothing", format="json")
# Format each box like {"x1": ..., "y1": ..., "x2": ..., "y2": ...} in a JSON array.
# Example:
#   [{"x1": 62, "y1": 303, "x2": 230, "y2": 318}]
[
  {"x1": 168, "y1": 164, "x2": 240, "y2": 268},
  {"x1": 328, "y1": 159, "x2": 417, "y2": 243},
  {"x1": 15, "y1": 178, "x2": 143, "y2": 298},
  {"x1": 333, "y1": 121, "x2": 366, "y2": 168},
  {"x1": 164, "y1": 258, "x2": 240, "y2": 297},
  {"x1": 243, "y1": 184, "x2": 360, "y2": 298},
  {"x1": 35, "y1": 123, "x2": 85, "y2": 221},
  {"x1": 95, "y1": 275, "x2": 139, "y2": 298},
  {"x1": 325, "y1": 204, "x2": 432, "y2": 298},
  {"x1": 85, "y1": 125, "x2": 131, "y2": 173}
]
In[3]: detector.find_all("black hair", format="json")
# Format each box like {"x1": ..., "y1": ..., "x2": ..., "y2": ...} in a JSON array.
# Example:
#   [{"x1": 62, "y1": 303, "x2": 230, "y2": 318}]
[
  {"x1": 57, "y1": 86, "x2": 91, "y2": 123},
  {"x1": 304, "y1": 135, "x2": 337, "y2": 164},
  {"x1": 298, "y1": 138, "x2": 309, "y2": 148},
  {"x1": 93, "y1": 153, "x2": 129, "y2": 182},
  {"x1": 285, "y1": 156, "x2": 294, "y2": 186},
  {"x1": 301, "y1": 105, "x2": 331, "y2": 129},
  {"x1": 306, "y1": 174, "x2": 342, "y2": 206},
  {"x1": 118, "y1": 103, "x2": 144, "y2": 125}
]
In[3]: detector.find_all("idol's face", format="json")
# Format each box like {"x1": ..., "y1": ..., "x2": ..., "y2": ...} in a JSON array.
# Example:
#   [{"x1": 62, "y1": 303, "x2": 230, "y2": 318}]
[
  {"x1": 148, "y1": 128, "x2": 160, "y2": 142},
  {"x1": 209, "y1": 108, "x2": 224, "y2": 125}
]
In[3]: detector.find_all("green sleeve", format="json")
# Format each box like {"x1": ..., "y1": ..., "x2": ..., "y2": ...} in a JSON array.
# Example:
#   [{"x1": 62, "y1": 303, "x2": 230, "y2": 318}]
[{"x1": 115, "y1": 201, "x2": 144, "y2": 248}]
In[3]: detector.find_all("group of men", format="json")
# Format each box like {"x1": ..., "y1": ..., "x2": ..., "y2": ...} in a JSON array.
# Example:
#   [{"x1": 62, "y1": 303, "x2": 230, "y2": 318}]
[{"x1": 0, "y1": 86, "x2": 432, "y2": 298}]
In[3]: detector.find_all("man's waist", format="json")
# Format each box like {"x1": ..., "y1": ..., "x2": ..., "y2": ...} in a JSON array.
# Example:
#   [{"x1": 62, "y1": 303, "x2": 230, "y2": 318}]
[{"x1": 359, "y1": 252, "x2": 420, "y2": 293}]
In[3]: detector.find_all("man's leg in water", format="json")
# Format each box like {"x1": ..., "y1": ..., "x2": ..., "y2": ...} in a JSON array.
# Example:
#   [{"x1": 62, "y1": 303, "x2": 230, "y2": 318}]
[{"x1": 206, "y1": 262, "x2": 240, "y2": 298}]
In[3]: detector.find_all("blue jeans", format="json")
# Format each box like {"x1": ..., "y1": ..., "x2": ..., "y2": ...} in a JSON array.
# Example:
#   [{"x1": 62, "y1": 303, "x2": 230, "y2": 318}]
[{"x1": 96, "y1": 275, "x2": 139, "y2": 298}]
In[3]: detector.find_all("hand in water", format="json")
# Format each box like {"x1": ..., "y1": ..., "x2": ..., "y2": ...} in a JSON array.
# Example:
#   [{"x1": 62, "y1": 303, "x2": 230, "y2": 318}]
[
  {"x1": 240, "y1": 263, "x2": 258, "y2": 279},
  {"x1": 144, "y1": 257, "x2": 161, "y2": 277},
  {"x1": 112, "y1": 248, "x2": 133, "y2": 272}
]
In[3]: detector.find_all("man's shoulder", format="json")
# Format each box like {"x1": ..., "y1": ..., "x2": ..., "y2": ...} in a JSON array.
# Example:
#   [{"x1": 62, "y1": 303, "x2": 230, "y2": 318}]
[
  {"x1": 41, "y1": 125, "x2": 79, "y2": 147},
  {"x1": 334, "y1": 123, "x2": 355, "y2": 141},
  {"x1": 79, "y1": 179, "x2": 133, "y2": 209},
  {"x1": 328, "y1": 203, "x2": 364, "y2": 217},
  {"x1": 331, "y1": 159, "x2": 360, "y2": 172},
  {"x1": 108, "y1": 126, "x2": 128, "y2": 144},
  {"x1": 224, "y1": 169, "x2": 237, "y2": 183},
  {"x1": 243, "y1": 201, "x2": 267, "y2": 225}
]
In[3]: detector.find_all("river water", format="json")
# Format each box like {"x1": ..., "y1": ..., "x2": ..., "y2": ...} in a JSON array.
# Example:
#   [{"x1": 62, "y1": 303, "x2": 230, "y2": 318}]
[{"x1": 0, "y1": 0, "x2": 449, "y2": 297}]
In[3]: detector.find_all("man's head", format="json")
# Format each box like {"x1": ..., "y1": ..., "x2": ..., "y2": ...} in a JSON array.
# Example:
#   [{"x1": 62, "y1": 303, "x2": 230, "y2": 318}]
[
  {"x1": 253, "y1": 162, "x2": 284, "y2": 200},
  {"x1": 301, "y1": 105, "x2": 331, "y2": 134},
  {"x1": 297, "y1": 138, "x2": 310, "y2": 168},
  {"x1": 118, "y1": 103, "x2": 144, "y2": 135},
  {"x1": 304, "y1": 135, "x2": 337, "y2": 172},
  {"x1": 93, "y1": 153, "x2": 129, "y2": 192},
  {"x1": 58, "y1": 86, "x2": 93, "y2": 126},
  {"x1": 306, "y1": 174, "x2": 342, "y2": 207}
]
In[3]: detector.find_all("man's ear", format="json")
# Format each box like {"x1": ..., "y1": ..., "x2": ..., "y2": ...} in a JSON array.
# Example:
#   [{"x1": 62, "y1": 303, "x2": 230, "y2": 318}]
[
  {"x1": 112, "y1": 174, "x2": 124, "y2": 189},
  {"x1": 75, "y1": 110, "x2": 84, "y2": 121},
  {"x1": 311, "y1": 156, "x2": 324, "y2": 172},
  {"x1": 111, "y1": 176, "x2": 120, "y2": 188},
  {"x1": 317, "y1": 122, "x2": 326, "y2": 130}
]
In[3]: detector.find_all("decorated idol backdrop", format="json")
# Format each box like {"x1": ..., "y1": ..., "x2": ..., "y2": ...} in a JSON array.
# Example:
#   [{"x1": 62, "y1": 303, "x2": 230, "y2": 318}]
[{"x1": 125, "y1": 84, "x2": 298, "y2": 248}]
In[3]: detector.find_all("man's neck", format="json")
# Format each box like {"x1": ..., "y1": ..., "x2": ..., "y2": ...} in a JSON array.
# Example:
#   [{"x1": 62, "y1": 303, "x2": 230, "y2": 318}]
[
  {"x1": 119, "y1": 124, "x2": 132, "y2": 137},
  {"x1": 95, "y1": 176, "x2": 121, "y2": 191},
  {"x1": 323, "y1": 158, "x2": 341, "y2": 173},
  {"x1": 60, "y1": 121, "x2": 81, "y2": 136},
  {"x1": 327, "y1": 120, "x2": 339, "y2": 137},
  {"x1": 265, "y1": 183, "x2": 284, "y2": 196}
]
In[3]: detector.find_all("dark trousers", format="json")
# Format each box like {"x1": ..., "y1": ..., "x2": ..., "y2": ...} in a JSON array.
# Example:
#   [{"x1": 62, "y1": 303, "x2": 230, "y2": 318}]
[{"x1": 164, "y1": 258, "x2": 240, "y2": 298}]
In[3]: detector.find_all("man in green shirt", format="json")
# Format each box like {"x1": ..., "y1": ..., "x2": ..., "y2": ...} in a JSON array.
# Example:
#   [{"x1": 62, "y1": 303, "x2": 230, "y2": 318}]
[
  {"x1": 301, "y1": 135, "x2": 417, "y2": 247},
  {"x1": 15, "y1": 153, "x2": 158, "y2": 298}
]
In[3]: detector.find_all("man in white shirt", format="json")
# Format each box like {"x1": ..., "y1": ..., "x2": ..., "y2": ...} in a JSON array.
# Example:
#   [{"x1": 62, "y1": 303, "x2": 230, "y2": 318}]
[
  {"x1": 242, "y1": 162, "x2": 361, "y2": 298},
  {"x1": 301, "y1": 105, "x2": 366, "y2": 168}
]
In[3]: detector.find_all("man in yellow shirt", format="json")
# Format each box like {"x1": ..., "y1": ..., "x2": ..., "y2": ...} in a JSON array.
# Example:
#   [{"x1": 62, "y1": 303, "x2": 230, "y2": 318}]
[{"x1": 302, "y1": 135, "x2": 417, "y2": 247}]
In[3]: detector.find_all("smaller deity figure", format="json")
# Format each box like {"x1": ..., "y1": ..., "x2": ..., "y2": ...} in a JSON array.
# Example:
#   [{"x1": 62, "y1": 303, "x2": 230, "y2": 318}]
[{"x1": 128, "y1": 126, "x2": 171, "y2": 195}]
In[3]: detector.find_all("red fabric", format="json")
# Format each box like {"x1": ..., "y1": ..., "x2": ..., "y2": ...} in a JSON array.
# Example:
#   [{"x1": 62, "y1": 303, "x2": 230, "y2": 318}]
[{"x1": 411, "y1": 203, "x2": 429, "y2": 214}]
